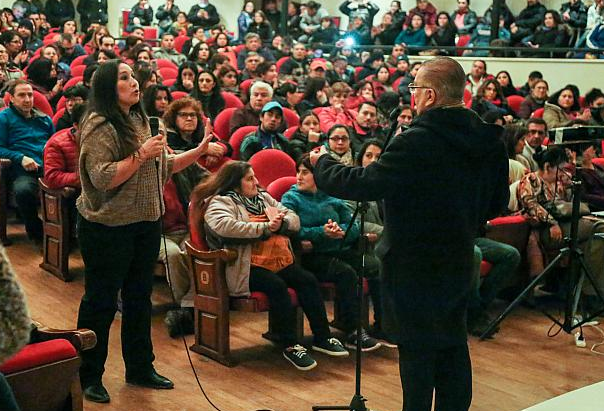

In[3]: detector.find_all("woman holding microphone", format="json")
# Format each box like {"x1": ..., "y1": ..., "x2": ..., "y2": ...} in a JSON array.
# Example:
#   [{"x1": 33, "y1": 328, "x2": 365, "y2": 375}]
[{"x1": 76, "y1": 60, "x2": 212, "y2": 403}]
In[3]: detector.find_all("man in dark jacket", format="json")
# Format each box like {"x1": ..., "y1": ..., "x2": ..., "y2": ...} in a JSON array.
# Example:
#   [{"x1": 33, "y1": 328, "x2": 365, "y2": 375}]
[
  {"x1": 510, "y1": 0, "x2": 547, "y2": 44},
  {"x1": 187, "y1": 0, "x2": 219, "y2": 29},
  {"x1": 76, "y1": 0, "x2": 107, "y2": 32},
  {"x1": 44, "y1": 0, "x2": 75, "y2": 28},
  {"x1": 560, "y1": 0, "x2": 588, "y2": 30},
  {"x1": 310, "y1": 57, "x2": 509, "y2": 411}
]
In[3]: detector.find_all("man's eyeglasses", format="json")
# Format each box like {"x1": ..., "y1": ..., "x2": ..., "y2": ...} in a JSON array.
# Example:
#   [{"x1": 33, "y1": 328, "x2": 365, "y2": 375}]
[
  {"x1": 408, "y1": 82, "x2": 432, "y2": 95},
  {"x1": 177, "y1": 112, "x2": 197, "y2": 119},
  {"x1": 329, "y1": 137, "x2": 349, "y2": 143}
]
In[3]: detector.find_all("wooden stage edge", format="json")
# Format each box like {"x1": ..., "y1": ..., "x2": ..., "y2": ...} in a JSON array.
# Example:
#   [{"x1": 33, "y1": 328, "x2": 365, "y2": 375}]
[{"x1": 5, "y1": 224, "x2": 604, "y2": 411}]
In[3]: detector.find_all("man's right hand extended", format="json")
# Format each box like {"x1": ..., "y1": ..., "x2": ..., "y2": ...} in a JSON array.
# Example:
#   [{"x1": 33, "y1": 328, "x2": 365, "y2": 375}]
[{"x1": 21, "y1": 156, "x2": 39, "y2": 172}]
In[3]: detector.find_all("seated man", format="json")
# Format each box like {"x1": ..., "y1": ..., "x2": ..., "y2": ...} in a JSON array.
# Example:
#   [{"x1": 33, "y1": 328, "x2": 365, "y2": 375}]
[
  {"x1": 278, "y1": 42, "x2": 309, "y2": 77},
  {"x1": 468, "y1": 238, "x2": 521, "y2": 337},
  {"x1": 55, "y1": 85, "x2": 88, "y2": 132},
  {"x1": 0, "y1": 80, "x2": 55, "y2": 242},
  {"x1": 240, "y1": 52, "x2": 263, "y2": 81},
  {"x1": 239, "y1": 101, "x2": 292, "y2": 162},
  {"x1": 57, "y1": 33, "x2": 86, "y2": 66},
  {"x1": 520, "y1": 118, "x2": 548, "y2": 172},
  {"x1": 153, "y1": 33, "x2": 186, "y2": 66},
  {"x1": 349, "y1": 101, "x2": 384, "y2": 154},
  {"x1": 236, "y1": 33, "x2": 275, "y2": 71},
  {"x1": 229, "y1": 80, "x2": 273, "y2": 135}
]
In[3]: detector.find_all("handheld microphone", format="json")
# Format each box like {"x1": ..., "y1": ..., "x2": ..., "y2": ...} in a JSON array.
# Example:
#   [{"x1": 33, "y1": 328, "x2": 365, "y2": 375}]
[{"x1": 149, "y1": 116, "x2": 161, "y2": 166}]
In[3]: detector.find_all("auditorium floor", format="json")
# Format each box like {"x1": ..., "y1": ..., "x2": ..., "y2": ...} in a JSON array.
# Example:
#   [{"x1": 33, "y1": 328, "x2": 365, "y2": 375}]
[{"x1": 6, "y1": 225, "x2": 604, "y2": 411}]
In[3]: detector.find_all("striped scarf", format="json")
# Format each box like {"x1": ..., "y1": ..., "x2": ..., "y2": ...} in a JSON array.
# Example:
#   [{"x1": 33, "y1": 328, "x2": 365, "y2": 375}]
[{"x1": 225, "y1": 191, "x2": 266, "y2": 215}]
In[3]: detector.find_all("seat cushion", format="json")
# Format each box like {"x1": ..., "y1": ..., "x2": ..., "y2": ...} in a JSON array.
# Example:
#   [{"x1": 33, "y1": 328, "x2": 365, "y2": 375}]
[
  {"x1": 0, "y1": 339, "x2": 77, "y2": 374},
  {"x1": 488, "y1": 215, "x2": 528, "y2": 226},
  {"x1": 250, "y1": 288, "x2": 299, "y2": 312}
]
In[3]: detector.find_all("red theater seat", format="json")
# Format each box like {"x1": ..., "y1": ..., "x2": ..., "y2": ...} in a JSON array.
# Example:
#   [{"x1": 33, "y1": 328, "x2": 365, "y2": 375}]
[
  {"x1": 267, "y1": 176, "x2": 297, "y2": 201},
  {"x1": 249, "y1": 149, "x2": 296, "y2": 188},
  {"x1": 229, "y1": 125, "x2": 257, "y2": 159}
]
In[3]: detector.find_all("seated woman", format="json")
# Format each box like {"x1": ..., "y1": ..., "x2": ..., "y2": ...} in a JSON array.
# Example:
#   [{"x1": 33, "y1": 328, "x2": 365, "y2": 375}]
[
  {"x1": 170, "y1": 62, "x2": 198, "y2": 93},
  {"x1": 524, "y1": 10, "x2": 570, "y2": 58},
  {"x1": 194, "y1": 161, "x2": 348, "y2": 370},
  {"x1": 345, "y1": 80, "x2": 375, "y2": 111},
  {"x1": 318, "y1": 82, "x2": 356, "y2": 134},
  {"x1": 428, "y1": 12, "x2": 457, "y2": 53},
  {"x1": 26, "y1": 58, "x2": 63, "y2": 109},
  {"x1": 518, "y1": 147, "x2": 604, "y2": 297},
  {"x1": 133, "y1": 61, "x2": 160, "y2": 95},
  {"x1": 188, "y1": 42, "x2": 212, "y2": 71},
  {"x1": 471, "y1": 79, "x2": 514, "y2": 121},
  {"x1": 142, "y1": 85, "x2": 173, "y2": 118},
  {"x1": 502, "y1": 123, "x2": 530, "y2": 183},
  {"x1": 281, "y1": 154, "x2": 381, "y2": 352},
  {"x1": 371, "y1": 65, "x2": 394, "y2": 98},
  {"x1": 191, "y1": 69, "x2": 226, "y2": 124},
  {"x1": 216, "y1": 64, "x2": 240, "y2": 98},
  {"x1": 274, "y1": 82, "x2": 303, "y2": 112},
  {"x1": 296, "y1": 77, "x2": 330, "y2": 115},
  {"x1": 324, "y1": 124, "x2": 355, "y2": 166},
  {"x1": 495, "y1": 70, "x2": 521, "y2": 98},
  {"x1": 289, "y1": 112, "x2": 325, "y2": 163},
  {"x1": 395, "y1": 14, "x2": 428, "y2": 52},
  {"x1": 163, "y1": 97, "x2": 231, "y2": 173},
  {"x1": 210, "y1": 32, "x2": 234, "y2": 54},
  {"x1": 518, "y1": 79, "x2": 548, "y2": 120},
  {"x1": 543, "y1": 86, "x2": 590, "y2": 129}
]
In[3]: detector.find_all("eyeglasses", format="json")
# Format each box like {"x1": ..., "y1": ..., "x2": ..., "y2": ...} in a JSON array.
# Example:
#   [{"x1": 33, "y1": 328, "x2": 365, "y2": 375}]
[
  {"x1": 329, "y1": 137, "x2": 349, "y2": 143},
  {"x1": 408, "y1": 82, "x2": 432, "y2": 95},
  {"x1": 177, "y1": 112, "x2": 197, "y2": 119}
]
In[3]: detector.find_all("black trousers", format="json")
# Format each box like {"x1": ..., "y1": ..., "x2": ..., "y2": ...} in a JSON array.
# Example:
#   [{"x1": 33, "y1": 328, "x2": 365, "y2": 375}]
[
  {"x1": 249, "y1": 264, "x2": 331, "y2": 346},
  {"x1": 76, "y1": 215, "x2": 161, "y2": 386},
  {"x1": 302, "y1": 250, "x2": 362, "y2": 333},
  {"x1": 398, "y1": 343, "x2": 472, "y2": 411}
]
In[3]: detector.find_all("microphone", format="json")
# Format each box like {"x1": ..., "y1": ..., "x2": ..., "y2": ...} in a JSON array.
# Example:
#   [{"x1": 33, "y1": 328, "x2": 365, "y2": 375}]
[{"x1": 149, "y1": 116, "x2": 161, "y2": 166}]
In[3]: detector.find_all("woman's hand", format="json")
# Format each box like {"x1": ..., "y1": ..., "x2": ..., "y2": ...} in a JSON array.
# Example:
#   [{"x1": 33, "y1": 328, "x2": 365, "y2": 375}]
[
  {"x1": 14, "y1": 51, "x2": 28, "y2": 65},
  {"x1": 206, "y1": 142, "x2": 224, "y2": 157},
  {"x1": 140, "y1": 134, "x2": 166, "y2": 160},
  {"x1": 324, "y1": 219, "x2": 345, "y2": 239},
  {"x1": 578, "y1": 108, "x2": 592, "y2": 122},
  {"x1": 268, "y1": 212, "x2": 285, "y2": 232},
  {"x1": 183, "y1": 79, "x2": 194, "y2": 90},
  {"x1": 308, "y1": 130, "x2": 321, "y2": 143},
  {"x1": 550, "y1": 224, "x2": 563, "y2": 242}
]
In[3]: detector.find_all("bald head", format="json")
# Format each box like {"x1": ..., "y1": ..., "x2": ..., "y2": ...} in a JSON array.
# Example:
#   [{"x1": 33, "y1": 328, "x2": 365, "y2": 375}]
[{"x1": 416, "y1": 57, "x2": 465, "y2": 105}]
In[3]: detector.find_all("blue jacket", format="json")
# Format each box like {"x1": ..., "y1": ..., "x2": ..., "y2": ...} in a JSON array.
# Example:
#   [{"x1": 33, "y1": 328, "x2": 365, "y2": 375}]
[
  {"x1": 0, "y1": 106, "x2": 54, "y2": 168},
  {"x1": 281, "y1": 184, "x2": 359, "y2": 253},
  {"x1": 395, "y1": 28, "x2": 427, "y2": 47}
]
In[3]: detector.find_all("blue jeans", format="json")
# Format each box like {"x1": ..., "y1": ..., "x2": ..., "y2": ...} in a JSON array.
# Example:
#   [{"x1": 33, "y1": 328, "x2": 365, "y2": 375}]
[{"x1": 470, "y1": 238, "x2": 521, "y2": 310}]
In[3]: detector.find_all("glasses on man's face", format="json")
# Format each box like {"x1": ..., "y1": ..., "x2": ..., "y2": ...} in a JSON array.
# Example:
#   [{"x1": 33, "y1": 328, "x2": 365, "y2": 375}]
[
  {"x1": 329, "y1": 136, "x2": 349, "y2": 143},
  {"x1": 408, "y1": 82, "x2": 432, "y2": 95},
  {"x1": 177, "y1": 112, "x2": 197, "y2": 119}
]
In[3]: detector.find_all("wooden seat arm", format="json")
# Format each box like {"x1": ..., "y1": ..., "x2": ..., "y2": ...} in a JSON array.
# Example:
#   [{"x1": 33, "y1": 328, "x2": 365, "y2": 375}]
[
  {"x1": 38, "y1": 178, "x2": 80, "y2": 198},
  {"x1": 0, "y1": 158, "x2": 11, "y2": 169},
  {"x1": 185, "y1": 241, "x2": 238, "y2": 263},
  {"x1": 31, "y1": 321, "x2": 97, "y2": 352}
]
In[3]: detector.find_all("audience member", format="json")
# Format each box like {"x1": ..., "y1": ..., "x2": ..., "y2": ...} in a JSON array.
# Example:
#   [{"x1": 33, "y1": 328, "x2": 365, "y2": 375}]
[
  {"x1": 170, "y1": 61, "x2": 197, "y2": 93},
  {"x1": 156, "y1": 0, "x2": 180, "y2": 36},
  {"x1": 142, "y1": 84, "x2": 172, "y2": 117},
  {"x1": 524, "y1": 10, "x2": 570, "y2": 57},
  {"x1": 502, "y1": 123, "x2": 530, "y2": 182},
  {"x1": 154, "y1": 33, "x2": 186, "y2": 66},
  {"x1": 584, "y1": 88, "x2": 604, "y2": 108},
  {"x1": 495, "y1": 70, "x2": 521, "y2": 97},
  {"x1": 55, "y1": 84, "x2": 88, "y2": 131},
  {"x1": 404, "y1": 0, "x2": 437, "y2": 28},
  {"x1": 471, "y1": 79, "x2": 513, "y2": 120},
  {"x1": 518, "y1": 79, "x2": 548, "y2": 119},
  {"x1": 0, "y1": 44, "x2": 23, "y2": 89},
  {"x1": 324, "y1": 124, "x2": 354, "y2": 165},
  {"x1": 543, "y1": 85, "x2": 588, "y2": 129},
  {"x1": 520, "y1": 118, "x2": 547, "y2": 171},
  {"x1": 429, "y1": 12, "x2": 457, "y2": 52},
  {"x1": 248, "y1": 10, "x2": 273, "y2": 44},
  {"x1": 560, "y1": 0, "x2": 588, "y2": 31},
  {"x1": 279, "y1": 42, "x2": 309, "y2": 76},
  {"x1": 318, "y1": 81, "x2": 355, "y2": 133},
  {"x1": 299, "y1": 1, "x2": 329, "y2": 43},
  {"x1": 240, "y1": 101, "x2": 291, "y2": 161},
  {"x1": 237, "y1": 33, "x2": 275, "y2": 70},
  {"x1": 238, "y1": 1, "x2": 255, "y2": 42},
  {"x1": 281, "y1": 153, "x2": 381, "y2": 351},
  {"x1": 510, "y1": 0, "x2": 547, "y2": 45},
  {"x1": 289, "y1": 111, "x2": 325, "y2": 162},
  {"x1": 465, "y1": 59, "x2": 490, "y2": 96},
  {"x1": 187, "y1": 0, "x2": 219, "y2": 29},
  {"x1": 450, "y1": 0, "x2": 478, "y2": 35},
  {"x1": 188, "y1": 41, "x2": 212, "y2": 70},
  {"x1": 229, "y1": 80, "x2": 274, "y2": 135},
  {"x1": 76, "y1": 0, "x2": 108, "y2": 31},
  {"x1": 57, "y1": 33, "x2": 86, "y2": 66},
  {"x1": 578, "y1": 145, "x2": 604, "y2": 211},
  {"x1": 191, "y1": 69, "x2": 225, "y2": 123},
  {"x1": 518, "y1": 70, "x2": 543, "y2": 96},
  {"x1": 0, "y1": 30, "x2": 28, "y2": 69},
  {"x1": 0, "y1": 79, "x2": 55, "y2": 242},
  {"x1": 17, "y1": 19, "x2": 42, "y2": 53},
  {"x1": 127, "y1": 0, "x2": 154, "y2": 33},
  {"x1": 297, "y1": 77, "x2": 330, "y2": 114}
]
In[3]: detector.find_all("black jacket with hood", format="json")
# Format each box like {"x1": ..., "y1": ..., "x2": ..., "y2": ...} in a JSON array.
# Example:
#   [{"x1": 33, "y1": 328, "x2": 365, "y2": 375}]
[{"x1": 313, "y1": 105, "x2": 509, "y2": 348}]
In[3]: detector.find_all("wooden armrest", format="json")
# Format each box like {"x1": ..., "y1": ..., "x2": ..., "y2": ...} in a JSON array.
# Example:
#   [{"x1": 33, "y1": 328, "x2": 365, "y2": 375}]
[
  {"x1": 31, "y1": 322, "x2": 97, "y2": 352},
  {"x1": 185, "y1": 241, "x2": 237, "y2": 263},
  {"x1": 38, "y1": 178, "x2": 79, "y2": 198},
  {"x1": 0, "y1": 158, "x2": 11, "y2": 168}
]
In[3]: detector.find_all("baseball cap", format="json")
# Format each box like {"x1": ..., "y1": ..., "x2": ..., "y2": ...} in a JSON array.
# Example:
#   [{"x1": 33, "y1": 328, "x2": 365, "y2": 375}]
[
  {"x1": 397, "y1": 55, "x2": 410, "y2": 63},
  {"x1": 310, "y1": 60, "x2": 328, "y2": 71},
  {"x1": 261, "y1": 101, "x2": 283, "y2": 114}
]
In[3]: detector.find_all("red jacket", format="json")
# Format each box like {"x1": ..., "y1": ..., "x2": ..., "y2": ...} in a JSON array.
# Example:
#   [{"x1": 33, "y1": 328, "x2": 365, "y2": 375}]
[
  {"x1": 43, "y1": 128, "x2": 80, "y2": 189},
  {"x1": 317, "y1": 106, "x2": 358, "y2": 134}
]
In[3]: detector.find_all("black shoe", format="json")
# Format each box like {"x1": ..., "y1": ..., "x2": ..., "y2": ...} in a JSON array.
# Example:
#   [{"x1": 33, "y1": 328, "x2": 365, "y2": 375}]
[
  {"x1": 83, "y1": 383, "x2": 110, "y2": 403},
  {"x1": 367, "y1": 324, "x2": 398, "y2": 348},
  {"x1": 126, "y1": 370, "x2": 174, "y2": 389},
  {"x1": 282, "y1": 345, "x2": 317, "y2": 371},
  {"x1": 345, "y1": 328, "x2": 381, "y2": 352}
]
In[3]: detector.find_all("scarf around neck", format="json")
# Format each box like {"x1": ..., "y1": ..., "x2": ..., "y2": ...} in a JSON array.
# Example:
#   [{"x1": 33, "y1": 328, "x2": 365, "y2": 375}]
[{"x1": 226, "y1": 190, "x2": 266, "y2": 215}]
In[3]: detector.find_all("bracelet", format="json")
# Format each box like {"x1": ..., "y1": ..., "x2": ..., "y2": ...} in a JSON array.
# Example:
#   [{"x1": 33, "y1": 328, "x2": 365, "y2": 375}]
[{"x1": 133, "y1": 148, "x2": 145, "y2": 164}]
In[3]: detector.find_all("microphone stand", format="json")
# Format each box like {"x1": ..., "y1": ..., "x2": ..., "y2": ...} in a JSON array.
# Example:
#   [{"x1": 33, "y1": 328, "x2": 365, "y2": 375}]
[{"x1": 312, "y1": 201, "x2": 377, "y2": 411}]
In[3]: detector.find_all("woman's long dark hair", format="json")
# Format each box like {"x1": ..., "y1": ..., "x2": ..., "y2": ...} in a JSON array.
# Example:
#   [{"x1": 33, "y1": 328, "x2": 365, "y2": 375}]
[
  {"x1": 502, "y1": 123, "x2": 527, "y2": 160},
  {"x1": 143, "y1": 84, "x2": 173, "y2": 117},
  {"x1": 355, "y1": 139, "x2": 383, "y2": 166},
  {"x1": 26, "y1": 58, "x2": 56, "y2": 91},
  {"x1": 173, "y1": 61, "x2": 199, "y2": 91},
  {"x1": 192, "y1": 69, "x2": 225, "y2": 121},
  {"x1": 85, "y1": 59, "x2": 146, "y2": 157},
  {"x1": 548, "y1": 86, "x2": 581, "y2": 112},
  {"x1": 303, "y1": 77, "x2": 327, "y2": 102},
  {"x1": 190, "y1": 161, "x2": 252, "y2": 225}
]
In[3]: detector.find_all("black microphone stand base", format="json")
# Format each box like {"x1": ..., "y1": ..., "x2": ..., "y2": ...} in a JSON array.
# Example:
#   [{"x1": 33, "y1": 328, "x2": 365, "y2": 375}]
[{"x1": 312, "y1": 394, "x2": 373, "y2": 411}]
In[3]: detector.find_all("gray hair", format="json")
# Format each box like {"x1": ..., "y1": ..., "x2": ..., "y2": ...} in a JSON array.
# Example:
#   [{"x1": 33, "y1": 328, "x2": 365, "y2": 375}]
[{"x1": 250, "y1": 81, "x2": 273, "y2": 98}]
